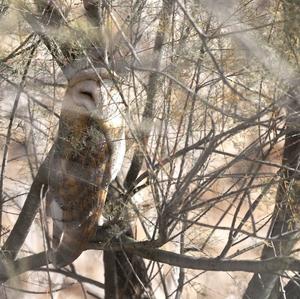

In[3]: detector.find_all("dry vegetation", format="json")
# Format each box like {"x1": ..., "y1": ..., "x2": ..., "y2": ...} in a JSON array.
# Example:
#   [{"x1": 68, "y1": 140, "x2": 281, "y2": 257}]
[{"x1": 0, "y1": 0, "x2": 300, "y2": 298}]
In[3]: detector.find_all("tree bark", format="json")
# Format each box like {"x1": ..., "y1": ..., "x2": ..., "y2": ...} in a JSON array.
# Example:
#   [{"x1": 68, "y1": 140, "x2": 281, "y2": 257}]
[
  {"x1": 243, "y1": 83, "x2": 300, "y2": 299},
  {"x1": 243, "y1": 0, "x2": 300, "y2": 297}
]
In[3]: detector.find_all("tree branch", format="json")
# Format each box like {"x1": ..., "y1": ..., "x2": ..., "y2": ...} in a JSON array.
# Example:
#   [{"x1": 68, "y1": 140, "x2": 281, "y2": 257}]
[
  {"x1": 3, "y1": 237, "x2": 300, "y2": 284},
  {"x1": 2, "y1": 146, "x2": 53, "y2": 260}
]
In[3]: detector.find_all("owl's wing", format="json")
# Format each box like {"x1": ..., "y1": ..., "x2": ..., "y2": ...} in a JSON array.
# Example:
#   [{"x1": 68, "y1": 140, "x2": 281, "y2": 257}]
[{"x1": 47, "y1": 142, "x2": 111, "y2": 267}]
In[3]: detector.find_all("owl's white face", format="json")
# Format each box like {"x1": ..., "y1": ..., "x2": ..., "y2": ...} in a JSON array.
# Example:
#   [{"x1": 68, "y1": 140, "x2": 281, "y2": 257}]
[
  {"x1": 67, "y1": 79, "x2": 101, "y2": 112},
  {"x1": 63, "y1": 69, "x2": 125, "y2": 128}
]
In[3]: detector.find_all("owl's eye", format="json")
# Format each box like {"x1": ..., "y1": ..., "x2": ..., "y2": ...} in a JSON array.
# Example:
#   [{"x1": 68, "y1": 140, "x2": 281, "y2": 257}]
[
  {"x1": 80, "y1": 91, "x2": 94, "y2": 99},
  {"x1": 78, "y1": 90, "x2": 97, "y2": 111}
]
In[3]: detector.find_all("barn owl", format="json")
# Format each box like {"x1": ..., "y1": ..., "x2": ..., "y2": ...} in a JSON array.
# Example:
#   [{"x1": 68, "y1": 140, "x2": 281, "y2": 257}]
[{"x1": 46, "y1": 68, "x2": 125, "y2": 267}]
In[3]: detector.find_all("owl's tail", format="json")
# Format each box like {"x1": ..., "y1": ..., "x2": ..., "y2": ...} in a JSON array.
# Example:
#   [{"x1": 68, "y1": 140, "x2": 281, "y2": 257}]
[
  {"x1": 49, "y1": 190, "x2": 106, "y2": 267},
  {"x1": 50, "y1": 225, "x2": 88, "y2": 268}
]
